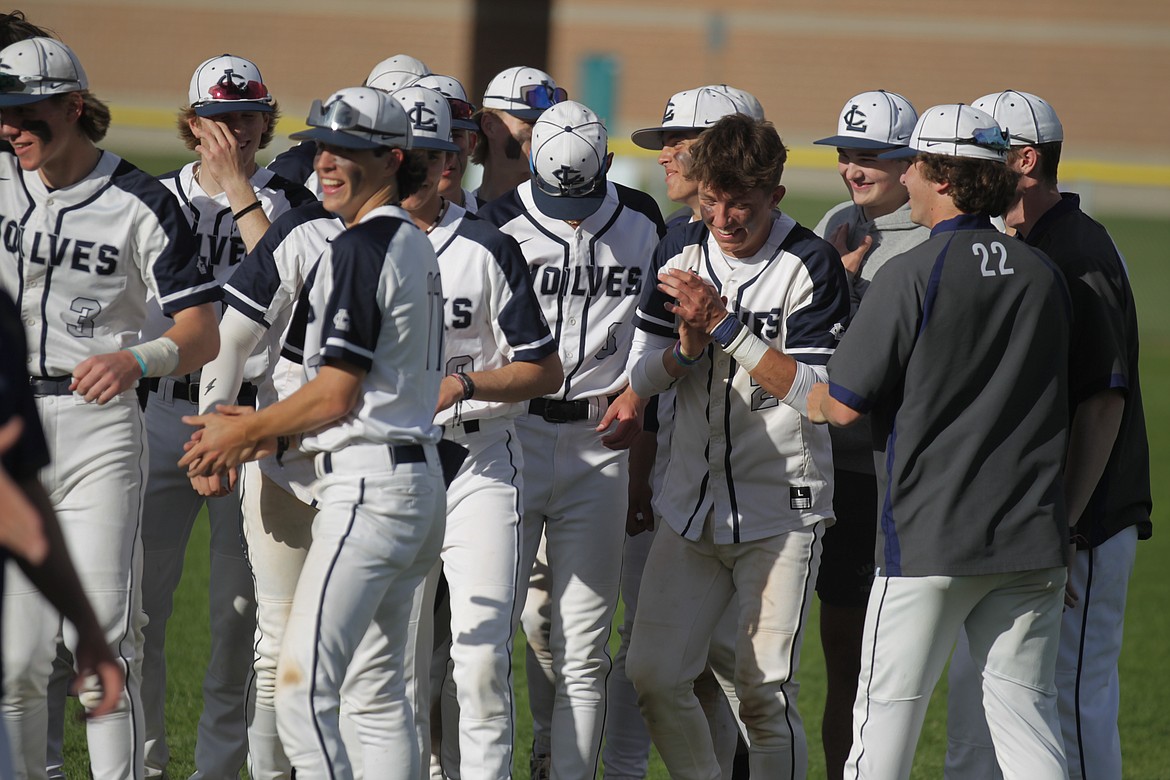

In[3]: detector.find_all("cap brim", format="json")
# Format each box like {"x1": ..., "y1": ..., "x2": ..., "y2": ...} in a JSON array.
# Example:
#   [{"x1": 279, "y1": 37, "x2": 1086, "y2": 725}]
[
  {"x1": 813, "y1": 134, "x2": 907, "y2": 150},
  {"x1": 194, "y1": 101, "x2": 275, "y2": 117},
  {"x1": 451, "y1": 118, "x2": 479, "y2": 131},
  {"x1": 0, "y1": 92, "x2": 53, "y2": 107},
  {"x1": 630, "y1": 125, "x2": 708, "y2": 151},
  {"x1": 288, "y1": 127, "x2": 387, "y2": 150},
  {"x1": 877, "y1": 146, "x2": 919, "y2": 159},
  {"x1": 531, "y1": 178, "x2": 606, "y2": 221},
  {"x1": 411, "y1": 137, "x2": 460, "y2": 152},
  {"x1": 504, "y1": 108, "x2": 544, "y2": 121}
]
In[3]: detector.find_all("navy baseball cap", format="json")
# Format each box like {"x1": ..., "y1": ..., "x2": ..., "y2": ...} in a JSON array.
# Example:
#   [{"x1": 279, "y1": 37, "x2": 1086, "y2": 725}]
[
  {"x1": 529, "y1": 101, "x2": 608, "y2": 221},
  {"x1": 0, "y1": 37, "x2": 87, "y2": 107},
  {"x1": 815, "y1": 90, "x2": 917, "y2": 150},
  {"x1": 290, "y1": 87, "x2": 413, "y2": 151},
  {"x1": 189, "y1": 55, "x2": 274, "y2": 117}
]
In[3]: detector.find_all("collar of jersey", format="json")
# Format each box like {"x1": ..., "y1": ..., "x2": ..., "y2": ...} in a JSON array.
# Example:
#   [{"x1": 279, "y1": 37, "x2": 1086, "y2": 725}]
[
  {"x1": 1020, "y1": 192, "x2": 1080, "y2": 247},
  {"x1": 930, "y1": 213, "x2": 993, "y2": 237}
]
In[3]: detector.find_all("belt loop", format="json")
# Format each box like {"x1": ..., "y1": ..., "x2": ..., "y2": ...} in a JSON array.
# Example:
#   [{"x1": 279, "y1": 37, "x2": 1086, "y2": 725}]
[
  {"x1": 323, "y1": 452, "x2": 333, "y2": 474},
  {"x1": 161, "y1": 377, "x2": 175, "y2": 404}
]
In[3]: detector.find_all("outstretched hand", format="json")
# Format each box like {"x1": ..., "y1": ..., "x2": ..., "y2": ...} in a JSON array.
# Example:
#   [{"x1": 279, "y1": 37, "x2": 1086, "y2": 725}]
[{"x1": 179, "y1": 405, "x2": 274, "y2": 476}]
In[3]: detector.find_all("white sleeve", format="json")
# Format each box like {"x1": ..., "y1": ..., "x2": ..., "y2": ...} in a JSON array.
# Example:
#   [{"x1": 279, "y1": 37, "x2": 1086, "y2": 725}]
[
  {"x1": 199, "y1": 307, "x2": 267, "y2": 413},
  {"x1": 627, "y1": 328, "x2": 676, "y2": 398},
  {"x1": 781, "y1": 361, "x2": 828, "y2": 417}
]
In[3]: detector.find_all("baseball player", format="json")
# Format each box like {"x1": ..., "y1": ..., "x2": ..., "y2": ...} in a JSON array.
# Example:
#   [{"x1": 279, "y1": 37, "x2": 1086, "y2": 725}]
[
  {"x1": 478, "y1": 100, "x2": 664, "y2": 780},
  {"x1": 267, "y1": 53, "x2": 430, "y2": 197},
  {"x1": 810, "y1": 89, "x2": 928, "y2": 780},
  {"x1": 390, "y1": 83, "x2": 562, "y2": 780},
  {"x1": 181, "y1": 86, "x2": 447, "y2": 780},
  {"x1": 472, "y1": 66, "x2": 565, "y2": 206},
  {"x1": 602, "y1": 85, "x2": 755, "y2": 780},
  {"x1": 414, "y1": 74, "x2": 481, "y2": 214},
  {"x1": 138, "y1": 53, "x2": 314, "y2": 780},
  {"x1": 625, "y1": 113, "x2": 848, "y2": 780},
  {"x1": 0, "y1": 37, "x2": 220, "y2": 780},
  {"x1": 808, "y1": 103, "x2": 1072, "y2": 780},
  {"x1": 944, "y1": 90, "x2": 1151, "y2": 780},
  {"x1": 0, "y1": 286, "x2": 125, "y2": 778}
]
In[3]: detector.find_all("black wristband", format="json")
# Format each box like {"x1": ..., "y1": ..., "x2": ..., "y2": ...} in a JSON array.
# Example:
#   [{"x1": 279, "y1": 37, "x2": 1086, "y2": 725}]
[
  {"x1": 233, "y1": 200, "x2": 263, "y2": 221},
  {"x1": 453, "y1": 372, "x2": 475, "y2": 401}
]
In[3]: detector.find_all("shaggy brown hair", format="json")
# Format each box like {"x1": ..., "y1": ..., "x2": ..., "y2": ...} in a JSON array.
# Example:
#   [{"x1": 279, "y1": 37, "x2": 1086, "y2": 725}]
[
  {"x1": 176, "y1": 103, "x2": 280, "y2": 152},
  {"x1": 916, "y1": 153, "x2": 1020, "y2": 217},
  {"x1": 48, "y1": 91, "x2": 109, "y2": 142},
  {"x1": 1007, "y1": 141, "x2": 1062, "y2": 186},
  {"x1": 393, "y1": 148, "x2": 431, "y2": 201},
  {"x1": 688, "y1": 114, "x2": 787, "y2": 195},
  {"x1": 0, "y1": 10, "x2": 53, "y2": 48}
]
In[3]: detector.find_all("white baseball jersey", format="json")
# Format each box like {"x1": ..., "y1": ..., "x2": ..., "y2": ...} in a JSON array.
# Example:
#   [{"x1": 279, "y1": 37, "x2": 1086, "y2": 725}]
[
  {"x1": 430, "y1": 202, "x2": 555, "y2": 425},
  {"x1": 478, "y1": 181, "x2": 665, "y2": 401},
  {"x1": 298, "y1": 204, "x2": 444, "y2": 453},
  {"x1": 219, "y1": 201, "x2": 345, "y2": 496},
  {"x1": 632, "y1": 214, "x2": 850, "y2": 543},
  {"x1": 143, "y1": 163, "x2": 314, "y2": 375},
  {"x1": 0, "y1": 150, "x2": 218, "y2": 376},
  {"x1": 267, "y1": 141, "x2": 320, "y2": 200}
]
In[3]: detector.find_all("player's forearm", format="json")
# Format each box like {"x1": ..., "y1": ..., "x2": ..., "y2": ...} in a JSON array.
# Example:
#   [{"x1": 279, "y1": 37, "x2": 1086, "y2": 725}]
[
  {"x1": 461, "y1": 353, "x2": 564, "y2": 403},
  {"x1": 1063, "y1": 389, "x2": 1124, "y2": 526},
  {"x1": 240, "y1": 362, "x2": 363, "y2": 442},
  {"x1": 199, "y1": 307, "x2": 267, "y2": 413},
  {"x1": 807, "y1": 382, "x2": 864, "y2": 427},
  {"x1": 165, "y1": 303, "x2": 221, "y2": 375},
  {"x1": 223, "y1": 181, "x2": 272, "y2": 254}
]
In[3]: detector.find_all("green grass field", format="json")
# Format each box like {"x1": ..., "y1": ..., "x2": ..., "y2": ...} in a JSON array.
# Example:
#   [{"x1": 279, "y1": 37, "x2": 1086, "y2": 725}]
[{"x1": 60, "y1": 153, "x2": 1170, "y2": 778}]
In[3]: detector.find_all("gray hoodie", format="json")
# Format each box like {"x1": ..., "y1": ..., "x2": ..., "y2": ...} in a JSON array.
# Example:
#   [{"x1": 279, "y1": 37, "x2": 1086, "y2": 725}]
[{"x1": 815, "y1": 200, "x2": 930, "y2": 473}]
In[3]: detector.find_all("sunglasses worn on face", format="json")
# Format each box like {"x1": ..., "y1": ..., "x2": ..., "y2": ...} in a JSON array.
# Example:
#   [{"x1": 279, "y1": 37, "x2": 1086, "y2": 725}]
[
  {"x1": 485, "y1": 82, "x2": 568, "y2": 111},
  {"x1": 208, "y1": 75, "x2": 270, "y2": 102}
]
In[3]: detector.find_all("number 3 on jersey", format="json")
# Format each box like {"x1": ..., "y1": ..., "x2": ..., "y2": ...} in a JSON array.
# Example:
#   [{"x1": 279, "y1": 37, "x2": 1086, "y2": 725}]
[
  {"x1": 67, "y1": 296, "x2": 101, "y2": 338},
  {"x1": 974, "y1": 241, "x2": 1013, "y2": 277}
]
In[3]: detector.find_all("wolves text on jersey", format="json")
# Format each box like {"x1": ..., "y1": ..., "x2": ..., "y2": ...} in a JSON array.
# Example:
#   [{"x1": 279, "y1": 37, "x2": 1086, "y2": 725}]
[
  {"x1": 4, "y1": 219, "x2": 119, "y2": 275},
  {"x1": 531, "y1": 264, "x2": 643, "y2": 299}
]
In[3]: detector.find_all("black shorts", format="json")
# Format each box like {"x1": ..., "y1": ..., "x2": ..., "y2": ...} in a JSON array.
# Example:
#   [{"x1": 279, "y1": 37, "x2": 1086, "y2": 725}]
[{"x1": 816, "y1": 469, "x2": 878, "y2": 608}]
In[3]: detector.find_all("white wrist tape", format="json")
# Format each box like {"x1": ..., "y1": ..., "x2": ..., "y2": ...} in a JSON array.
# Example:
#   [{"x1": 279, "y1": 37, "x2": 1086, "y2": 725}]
[
  {"x1": 630, "y1": 349, "x2": 676, "y2": 397},
  {"x1": 723, "y1": 328, "x2": 769, "y2": 372},
  {"x1": 126, "y1": 337, "x2": 180, "y2": 378},
  {"x1": 782, "y1": 361, "x2": 827, "y2": 415}
]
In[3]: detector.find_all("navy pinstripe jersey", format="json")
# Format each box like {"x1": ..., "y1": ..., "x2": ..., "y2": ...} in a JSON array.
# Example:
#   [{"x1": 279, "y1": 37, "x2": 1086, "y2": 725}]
[
  {"x1": 478, "y1": 180, "x2": 665, "y2": 401},
  {"x1": 300, "y1": 205, "x2": 445, "y2": 453},
  {"x1": 0, "y1": 150, "x2": 218, "y2": 378},
  {"x1": 144, "y1": 163, "x2": 315, "y2": 381},
  {"x1": 429, "y1": 202, "x2": 555, "y2": 425},
  {"x1": 828, "y1": 215, "x2": 1071, "y2": 577},
  {"x1": 633, "y1": 213, "x2": 850, "y2": 544}
]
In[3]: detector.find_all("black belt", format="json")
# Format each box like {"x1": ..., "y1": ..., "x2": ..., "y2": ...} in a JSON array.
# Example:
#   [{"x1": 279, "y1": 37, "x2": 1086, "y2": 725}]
[
  {"x1": 28, "y1": 376, "x2": 73, "y2": 396},
  {"x1": 528, "y1": 397, "x2": 591, "y2": 423},
  {"x1": 320, "y1": 444, "x2": 427, "y2": 475},
  {"x1": 447, "y1": 419, "x2": 480, "y2": 434},
  {"x1": 148, "y1": 378, "x2": 258, "y2": 407}
]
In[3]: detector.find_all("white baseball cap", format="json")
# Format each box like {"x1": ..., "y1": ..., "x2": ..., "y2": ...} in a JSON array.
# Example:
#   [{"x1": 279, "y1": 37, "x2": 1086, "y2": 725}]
[
  {"x1": 392, "y1": 85, "x2": 458, "y2": 152},
  {"x1": 290, "y1": 86, "x2": 412, "y2": 151},
  {"x1": 630, "y1": 87, "x2": 741, "y2": 150},
  {"x1": 971, "y1": 90, "x2": 1063, "y2": 146},
  {"x1": 188, "y1": 54, "x2": 273, "y2": 117},
  {"x1": 365, "y1": 54, "x2": 431, "y2": 93},
  {"x1": 815, "y1": 90, "x2": 917, "y2": 150},
  {"x1": 0, "y1": 37, "x2": 87, "y2": 106},
  {"x1": 881, "y1": 104, "x2": 1010, "y2": 162},
  {"x1": 709, "y1": 85, "x2": 765, "y2": 121},
  {"x1": 529, "y1": 100, "x2": 608, "y2": 221},
  {"x1": 414, "y1": 74, "x2": 477, "y2": 131},
  {"x1": 482, "y1": 66, "x2": 566, "y2": 121}
]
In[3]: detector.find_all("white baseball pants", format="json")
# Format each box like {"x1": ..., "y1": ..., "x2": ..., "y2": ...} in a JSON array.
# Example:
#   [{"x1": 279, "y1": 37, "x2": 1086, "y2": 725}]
[
  {"x1": 275, "y1": 447, "x2": 445, "y2": 780},
  {"x1": 2, "y1": 393, "x2": 146, "y2": 780},
  {"x1": 514, "y1": 414, "x2": 629, "y2": 780},
  {"x1": 140, "y1": 388, "x2": 255, "y2": 779},
  {"x1": 405, "y1": 420, "x2": 524, "y2": 780},
  {"x1": 627, "y1": 517, "x2": 821, "y2": 780},
  {"x1": 847, "y1": 568, "x2": 1068, "y2": 780},
  {"x1": 944, "y1": 525, "x2": 1137, "y2": 780}
]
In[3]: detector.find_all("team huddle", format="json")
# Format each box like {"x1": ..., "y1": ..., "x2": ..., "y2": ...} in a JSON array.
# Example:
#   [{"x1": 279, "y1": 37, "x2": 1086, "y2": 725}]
[{"x1": 0, "y1": 9, "x2": 1150, "y2": 780}]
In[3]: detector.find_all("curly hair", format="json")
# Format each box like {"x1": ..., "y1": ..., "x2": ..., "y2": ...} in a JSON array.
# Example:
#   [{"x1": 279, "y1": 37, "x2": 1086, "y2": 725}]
[
  {"x1": 176, "y1": 103, "x2": 280, "y2": 152},
  {"x1": 688, "y1": 114, "x2": 787, "y2": 195},
  {"x1": 48, "y1": 91, "x2": 109, "y2": 142},
  {"x1": 390, "y1": 147, "x2": 430, "y2": 201},
  {"x1": 916, "y1": 153, "x2": 1020, "y2": 217}
]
